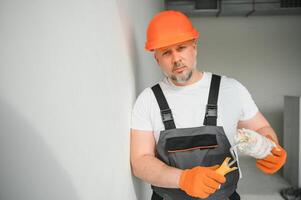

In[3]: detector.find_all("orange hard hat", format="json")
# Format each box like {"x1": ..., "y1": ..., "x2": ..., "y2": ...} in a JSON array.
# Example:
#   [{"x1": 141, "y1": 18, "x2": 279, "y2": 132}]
[{"x1": 145, "y1": 10, "x2": 199, "y2": 51}]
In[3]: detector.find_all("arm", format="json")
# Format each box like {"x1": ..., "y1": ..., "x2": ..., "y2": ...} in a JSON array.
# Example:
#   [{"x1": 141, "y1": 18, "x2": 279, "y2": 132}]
[
  {"x1": 130, "y1": 128, "x2": 182, "y2": 188},
  {"x1": 238, "y1": 111, "x2": 286, "y2": 174},
  {"x1": 237, "y1": 111, "x2": 278, "y2": 143},
  {"x1": 130, "y1": 128, "x2": 226, "y2": 198}
]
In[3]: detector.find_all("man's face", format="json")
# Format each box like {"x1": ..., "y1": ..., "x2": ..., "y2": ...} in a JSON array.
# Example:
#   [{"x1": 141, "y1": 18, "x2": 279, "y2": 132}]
[{"x1": 154, "y1": 40, "x2": 197, "y2": 84}]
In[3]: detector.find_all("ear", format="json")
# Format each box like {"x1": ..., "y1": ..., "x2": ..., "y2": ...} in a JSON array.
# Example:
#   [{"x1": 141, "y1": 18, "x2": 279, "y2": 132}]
[
  {"x1": 192, "y1": 39, "x2": 198, "y2": 50},
  {"x1": 154, "y1": 52, "x2": 159, "y2": 64},
  {"x1": 192, "y1": 39, "x2": 198, "y2": 55}
]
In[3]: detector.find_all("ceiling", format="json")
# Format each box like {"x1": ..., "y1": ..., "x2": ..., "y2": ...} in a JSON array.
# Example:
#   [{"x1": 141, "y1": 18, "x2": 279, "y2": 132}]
[{"x1": 164, "y1": 0, "x2": 301, "y2": 17}]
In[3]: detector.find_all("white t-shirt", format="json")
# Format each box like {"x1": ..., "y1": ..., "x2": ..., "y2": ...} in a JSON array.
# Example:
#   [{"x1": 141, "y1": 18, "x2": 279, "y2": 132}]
[{"x1": 131, "y1": 72, "x2": 258, "y2": 145}]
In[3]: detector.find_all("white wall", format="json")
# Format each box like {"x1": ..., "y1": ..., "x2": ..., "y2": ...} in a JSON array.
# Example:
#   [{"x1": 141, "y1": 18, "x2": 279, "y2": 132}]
[
  {"x1": 0, "y1": 0, "x2": 162, "y2": 199},
  {"x1": 116, "y1": 1, "x2": 164, "y2": 199},
  {"x1": 190, "y1": 15, "x2": 301, "y2": 144},
  {"x1": 116, "y1": 0, "x2": 165, "y2": 94}
]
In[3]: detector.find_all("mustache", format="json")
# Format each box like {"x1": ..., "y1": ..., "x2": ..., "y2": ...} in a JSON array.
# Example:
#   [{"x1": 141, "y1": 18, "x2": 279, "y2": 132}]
[{"x1": 173, "y1": 61, "x2": 185, "y2": 70}]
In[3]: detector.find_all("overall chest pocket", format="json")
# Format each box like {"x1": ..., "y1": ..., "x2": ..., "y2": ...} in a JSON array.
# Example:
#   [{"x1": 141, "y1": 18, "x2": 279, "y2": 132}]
[{"x1": 165, "y1": 134, "x2": 219, "y2": 169}]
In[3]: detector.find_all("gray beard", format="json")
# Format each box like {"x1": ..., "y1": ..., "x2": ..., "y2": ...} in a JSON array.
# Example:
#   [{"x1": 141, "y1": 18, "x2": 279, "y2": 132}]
[{"x1": 170, "y1": 69, "x2": 193, "y2": 84}]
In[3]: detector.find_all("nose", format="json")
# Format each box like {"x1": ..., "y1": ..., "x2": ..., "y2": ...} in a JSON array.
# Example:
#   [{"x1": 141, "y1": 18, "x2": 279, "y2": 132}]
[{"x1": 171, "y1": 51, "x2": 182, "y2": 65}]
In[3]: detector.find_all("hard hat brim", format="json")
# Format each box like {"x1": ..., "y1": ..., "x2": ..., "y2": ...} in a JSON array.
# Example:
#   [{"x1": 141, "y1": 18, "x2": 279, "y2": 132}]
[{"x1": 145, "y1": 29, "x2": 199, "y2": 51}]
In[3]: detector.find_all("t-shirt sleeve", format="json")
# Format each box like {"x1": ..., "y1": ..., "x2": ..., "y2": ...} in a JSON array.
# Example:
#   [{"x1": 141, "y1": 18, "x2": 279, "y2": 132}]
[
  {"x1": 131, "y1": 88, "x2": 153, "y2": 131},
  {"x1": 235, "y1": 80, "x2": 259, "y2": 121}
]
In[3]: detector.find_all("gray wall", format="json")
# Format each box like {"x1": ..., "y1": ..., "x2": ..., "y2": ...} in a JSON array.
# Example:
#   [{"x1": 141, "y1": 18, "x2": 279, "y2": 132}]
[
  {"x1": 190, "y1": 16, "x2": 301, "y2": 145},
  {"x1": 0, "y1": 0, "x2": 162, "y2": 200},
  {"x1": 283, "y1": 96, "x2": 300, "y2": 186}
]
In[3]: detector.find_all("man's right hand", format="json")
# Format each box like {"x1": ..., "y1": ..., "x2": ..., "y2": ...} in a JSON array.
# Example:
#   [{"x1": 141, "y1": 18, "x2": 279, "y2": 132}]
[{"x1": 179, "y1": 165, "x2": 226, "y2": 198}]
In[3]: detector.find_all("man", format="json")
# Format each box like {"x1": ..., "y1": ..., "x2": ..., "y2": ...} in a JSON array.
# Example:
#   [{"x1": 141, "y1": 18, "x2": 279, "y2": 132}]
[{"x1": 130, "y1": 10, "x2": 286, "y2": 200}]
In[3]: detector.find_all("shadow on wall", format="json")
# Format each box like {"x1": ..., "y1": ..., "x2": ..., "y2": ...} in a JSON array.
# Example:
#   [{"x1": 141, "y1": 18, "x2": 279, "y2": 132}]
[
  {"x1": 127, "y1": 28, "x2": 140, "y2": 96},
  {"x1": 116, "y1": 4, "x2": 150, "y2": 200},
  {"x1": 132, "y1": 175, "x2": 153, "y2": 200},
  {"x1": 116, "y1": 1, "x2": 140, "y2": 96},
  {"x1": 124, "y1": 22, "x2": 151, "y2": 200},
  {"x1": 0, "y1": 99, "x2": 80, "y2": 200},
  {"x1": 132, "y1": 175, "x2": 145, "y2": 200}
]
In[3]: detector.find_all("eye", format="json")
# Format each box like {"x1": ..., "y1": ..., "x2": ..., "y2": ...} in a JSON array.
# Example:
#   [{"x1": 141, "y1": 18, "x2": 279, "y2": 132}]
[
  {"x1": 178, "y1": 46, "x2": 186, "y2": 51},
  {"x1": 162, "y1": 50, "x2": 171, "y2": 56}
]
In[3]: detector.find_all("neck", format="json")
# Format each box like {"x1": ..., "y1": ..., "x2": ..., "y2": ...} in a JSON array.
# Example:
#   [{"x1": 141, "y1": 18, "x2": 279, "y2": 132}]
[{"x1": 171, "y1": 70, "x2": 203, "y2": 86}]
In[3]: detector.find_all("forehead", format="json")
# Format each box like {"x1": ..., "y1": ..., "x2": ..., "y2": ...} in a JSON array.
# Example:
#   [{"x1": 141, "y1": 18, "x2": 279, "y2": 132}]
[{"x1": 156, "y1": 40, "x2": 195, "y2": 52}]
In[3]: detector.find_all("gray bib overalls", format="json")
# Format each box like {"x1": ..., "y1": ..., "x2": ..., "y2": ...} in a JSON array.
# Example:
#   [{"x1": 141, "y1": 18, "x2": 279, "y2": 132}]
[{"x1": 150, "y1": 74, "x2": 240, "y2": 200}]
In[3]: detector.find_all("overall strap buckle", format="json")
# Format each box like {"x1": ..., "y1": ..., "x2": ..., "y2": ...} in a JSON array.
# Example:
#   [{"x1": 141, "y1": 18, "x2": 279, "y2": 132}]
[
  {"x1": 160, "y1": 109, "x2": 174, "y2": 122},
  {"x1": 203, "y1": 74, "x2": 221, "y2": 126},
  {"x1": 206, "y1": 104, "x2": 218, "y2": 118},
  {"x1": 151, "y1": 84, "x2": 176, "y2": 130}
]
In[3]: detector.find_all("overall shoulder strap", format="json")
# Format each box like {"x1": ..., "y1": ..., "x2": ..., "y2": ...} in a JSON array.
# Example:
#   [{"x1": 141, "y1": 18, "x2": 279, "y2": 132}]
[
  {"x1": 151, "y1": 84, "x2": 176, "y2": 130},
  {"x1": 203, "y1": 74, "x2": 221, "y2": 126}
]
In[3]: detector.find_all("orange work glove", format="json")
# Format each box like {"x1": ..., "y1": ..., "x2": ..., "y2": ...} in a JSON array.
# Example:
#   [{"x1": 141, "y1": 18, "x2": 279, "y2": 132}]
[
  {"x1": 256, "y1": 145, "x2": 287, "y2": 174},
  {"x1": 179, "y1": 165, "x2": 226, "y2": 198}
]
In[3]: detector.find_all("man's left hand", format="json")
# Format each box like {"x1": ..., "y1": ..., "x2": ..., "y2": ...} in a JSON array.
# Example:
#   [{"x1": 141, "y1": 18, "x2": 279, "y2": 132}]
[{"x1": 256, "y1": 145, "x2": 287, "y2": 174}]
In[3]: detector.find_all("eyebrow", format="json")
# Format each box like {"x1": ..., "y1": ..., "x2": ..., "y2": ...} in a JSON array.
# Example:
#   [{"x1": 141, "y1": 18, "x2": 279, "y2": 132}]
[{"x1": 157, "y1": 41, "x2": 194, "y2": 53}]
